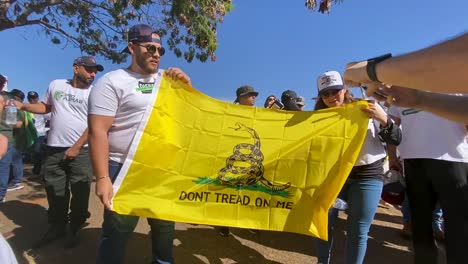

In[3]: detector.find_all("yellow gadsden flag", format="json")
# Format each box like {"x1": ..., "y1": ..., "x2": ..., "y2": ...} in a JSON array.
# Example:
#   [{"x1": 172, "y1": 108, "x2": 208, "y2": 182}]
[{"x1": 112, "y1": 75, "x2": 369, "y2": 240}]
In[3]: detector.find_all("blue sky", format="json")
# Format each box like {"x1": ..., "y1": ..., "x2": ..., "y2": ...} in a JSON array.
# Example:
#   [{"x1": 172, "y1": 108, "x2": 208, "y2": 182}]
[{"x1": 1, "y1": 0, "x2": 467, "y2": 110}]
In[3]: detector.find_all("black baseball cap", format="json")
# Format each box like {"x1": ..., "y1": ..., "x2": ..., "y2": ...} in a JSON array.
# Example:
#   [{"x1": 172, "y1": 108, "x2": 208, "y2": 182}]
[
  {"x1": 122, "y1": 24, "x2": 161, "y2": 53},
  {"x1": 27, "y1": 91, "x2": 39, "y2": 99},
  {"x1": 10, "y1": 89, "x2": 25, "y2": 102},
  {"x1": 73, "y1": 56, "x2": 104, "y2": 72}
]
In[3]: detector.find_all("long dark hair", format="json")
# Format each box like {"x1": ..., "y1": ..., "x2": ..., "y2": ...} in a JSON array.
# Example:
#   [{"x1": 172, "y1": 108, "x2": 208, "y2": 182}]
[
  {"x1": 263, "y1": 95, "x2": 276, "y2": 108},
  {"x1": 314, "y1": 90, "x2": 358, "y2": 110}
]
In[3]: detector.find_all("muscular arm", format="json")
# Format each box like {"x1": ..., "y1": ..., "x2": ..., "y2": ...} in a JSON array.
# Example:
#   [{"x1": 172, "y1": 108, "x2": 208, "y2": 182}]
[
  {"x1": 20, "y1": 102, "x2": 52, "y2": 114},
  {"x1": 88, "y1": 114, "x2": 115, "y2": 210},
  {"x1": 385, "y1": 86, "x2": 468, "y2": 124},
  {"x1": 344, "y1": 33, "x2": 468, "y2": 94},
  {"x1": 414, "y1": 93, "x2": 468, "y2": 124},
  {"x1": 377, "y1": 33, "x2": 468, "y2": 93}
]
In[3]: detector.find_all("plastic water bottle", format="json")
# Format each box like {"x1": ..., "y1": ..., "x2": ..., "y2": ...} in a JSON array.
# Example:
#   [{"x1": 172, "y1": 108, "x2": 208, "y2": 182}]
[
  {"x1": 4, "y1": 99, "x2": 17, "y2": 126},
  {"x1": 332, "y1": 198, "x2": 348, "y2": 210}
]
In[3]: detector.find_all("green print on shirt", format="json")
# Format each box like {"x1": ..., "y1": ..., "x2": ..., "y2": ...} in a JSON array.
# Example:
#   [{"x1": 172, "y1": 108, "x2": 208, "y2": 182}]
[
  {"x1": 135, "y1": 81, "x2": 154, "y2": 94},
  {"x1": 402, "y1": 108, "x2": 421, "y2": 116},
  {"x1": 53, "y1": 91, "x2": 84, "y2": 104}
]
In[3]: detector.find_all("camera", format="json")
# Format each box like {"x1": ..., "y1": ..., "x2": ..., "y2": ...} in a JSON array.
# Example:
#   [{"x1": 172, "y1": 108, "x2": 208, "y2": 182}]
[{"x1": 270, "y1": 100, "x2": 284, "y2": 110}]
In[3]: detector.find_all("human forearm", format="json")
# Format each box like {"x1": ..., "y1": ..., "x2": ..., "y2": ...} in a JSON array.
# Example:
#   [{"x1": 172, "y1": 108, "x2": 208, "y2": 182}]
[
  {"x1": 387, "y1": 144, "x2": 398, "y2": 161},
  {"x1": 377, "y1": 33, "x2": 468, "y2": 93},
  {"x1": 21, "y1": 102, "x2": 51, "y2": 114},
  {"x1": 71, "y1": 128, "x2": 89, "y2": 149},
  {"x1": 413, "y1": 92, "x2": 468, "y2": 124}
]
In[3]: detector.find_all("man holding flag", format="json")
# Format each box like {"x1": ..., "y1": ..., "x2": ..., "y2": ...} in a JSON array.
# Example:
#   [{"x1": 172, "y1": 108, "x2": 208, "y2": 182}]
[{"x1": 88, "y1": 24, "x2": 191, "y2": 264}]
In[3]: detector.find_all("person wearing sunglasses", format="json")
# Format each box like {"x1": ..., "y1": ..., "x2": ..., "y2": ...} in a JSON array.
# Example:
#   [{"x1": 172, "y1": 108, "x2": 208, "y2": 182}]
[
  {"x1": 88, "y1": 24, "x2": 191, "y2": 264},
  {"x1": 314, "y1": 71, "x2": 402, "y2": 264}
]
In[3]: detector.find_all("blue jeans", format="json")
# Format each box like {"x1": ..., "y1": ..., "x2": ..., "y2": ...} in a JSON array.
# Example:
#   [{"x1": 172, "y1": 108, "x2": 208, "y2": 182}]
[
  {"x1": 97, "y1": 160, "x2": 175, "y2": 264},
  {"x1": 0, "y1": 143, "x2": 14, "y2": 199},
  {"x1": 316, "y1": 178, "x2": 383, "y2": 264},
  {"x1": 401, "y1": 195, "x2": 444, "y2": 231},
  {"x1": 10, "y1": 145, "x2": 23, "y2": 185}
]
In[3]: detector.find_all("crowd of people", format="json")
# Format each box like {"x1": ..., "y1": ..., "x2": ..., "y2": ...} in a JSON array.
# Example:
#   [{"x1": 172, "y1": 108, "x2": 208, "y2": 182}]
[{"x1": 0, "y1": 24, "x2": 467, "y2": 264}]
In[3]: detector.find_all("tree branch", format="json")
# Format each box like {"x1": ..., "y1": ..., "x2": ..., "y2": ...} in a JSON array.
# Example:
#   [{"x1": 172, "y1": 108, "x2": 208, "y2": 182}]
[
  {"x1": 17, "y1": 0, "x2": 65, "y2": 24},
  {"x1": 27, "y1": 19, "x2": 80, "y2": 45}
]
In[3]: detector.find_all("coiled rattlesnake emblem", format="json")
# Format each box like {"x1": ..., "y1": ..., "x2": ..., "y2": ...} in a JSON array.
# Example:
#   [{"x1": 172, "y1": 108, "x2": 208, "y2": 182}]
[{"x1": 217, "y1": 122, "x2": 291, "y2": 191}]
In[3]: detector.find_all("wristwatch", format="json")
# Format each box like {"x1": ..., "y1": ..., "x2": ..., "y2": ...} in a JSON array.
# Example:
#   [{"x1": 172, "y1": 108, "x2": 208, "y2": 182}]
[{"x1": 366, "y1": 53, "x2": 392, "y2": 83}]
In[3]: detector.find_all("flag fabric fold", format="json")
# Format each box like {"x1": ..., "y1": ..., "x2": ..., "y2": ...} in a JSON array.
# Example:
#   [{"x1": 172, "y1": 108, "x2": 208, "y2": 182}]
[{"x1": 112, "y1": 75, "x2": 369, "y2": 240}]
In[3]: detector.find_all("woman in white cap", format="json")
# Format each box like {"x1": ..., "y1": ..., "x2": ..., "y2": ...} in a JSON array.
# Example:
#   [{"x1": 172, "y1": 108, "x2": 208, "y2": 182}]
[{"x1": 314, "y1": 71, "x2": 402, "y2": 264}]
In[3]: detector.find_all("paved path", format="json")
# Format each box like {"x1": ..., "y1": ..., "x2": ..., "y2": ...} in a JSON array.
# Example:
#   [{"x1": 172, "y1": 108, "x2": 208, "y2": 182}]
[{"x1": 1, "y1": 165, "x2": 420, "y2": 264}]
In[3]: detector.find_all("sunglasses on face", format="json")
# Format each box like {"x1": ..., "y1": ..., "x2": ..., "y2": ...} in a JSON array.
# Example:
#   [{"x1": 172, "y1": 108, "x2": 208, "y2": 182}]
[
  {"x1": 134, "y1": 43, "x2": 165, "y2": 56},
  {"x1": 320, "y1": 89, "x2": 341, "y2": 98}
]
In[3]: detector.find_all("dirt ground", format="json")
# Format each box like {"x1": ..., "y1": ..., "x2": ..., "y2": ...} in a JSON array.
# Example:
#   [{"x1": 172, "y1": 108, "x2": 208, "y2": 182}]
[{"x1": 0, "y1": 164, "x2": 446, "y2": 264}]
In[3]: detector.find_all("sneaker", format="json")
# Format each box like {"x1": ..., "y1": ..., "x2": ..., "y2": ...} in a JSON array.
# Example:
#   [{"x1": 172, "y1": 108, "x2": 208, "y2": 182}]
[
  {"x1": 7, "y1": 183, "x2": 24, "y2": 192},
  {"x1": 0, "y1": 197, "x2": 5, "y2": 203},
  {"x1": 32, "y1": 225, "x2": 66, "y2": 249},
  {"x1": 219, "y1": 227, "x2": 230, "y2": 237}
]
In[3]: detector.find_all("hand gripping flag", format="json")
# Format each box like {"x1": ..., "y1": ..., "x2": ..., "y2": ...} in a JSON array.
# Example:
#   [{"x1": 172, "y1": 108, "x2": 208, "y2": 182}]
[{"x1": 112, "y1": 75, "x2": 369, "y2": 240}]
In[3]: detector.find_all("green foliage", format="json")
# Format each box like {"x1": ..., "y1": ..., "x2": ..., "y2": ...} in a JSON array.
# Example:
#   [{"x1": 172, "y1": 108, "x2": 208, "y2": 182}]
[
  {"x1": 0, "y1": 0, "x2": 234, "y2": 63},
  {"x1": 0, "y1": 0, "x2": 340, "y2": 63}
]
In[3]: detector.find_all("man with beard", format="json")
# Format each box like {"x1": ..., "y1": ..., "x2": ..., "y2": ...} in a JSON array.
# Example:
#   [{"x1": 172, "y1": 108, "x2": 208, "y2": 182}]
[
  {"x1": 16, "y1": 56, "x2": 103, "y2": 248},
  {"x1": 88, "y1": 24, "x2": 191, "y2": 264}
]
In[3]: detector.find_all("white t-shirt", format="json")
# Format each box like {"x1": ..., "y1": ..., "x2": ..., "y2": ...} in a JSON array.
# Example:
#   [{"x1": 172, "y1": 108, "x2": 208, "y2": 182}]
[
  {"x1": 354, "y1": 112, "x2": 387, "y2": 166},
  {"x1": 388, "y1": 106, "x2": 468, "y2": 162},
  {"x1": 32, "y1": 113, "x2": 51, "y2": 137},
  {"x1": 43, "y1": 79, "x2": 90, "y2": 147},
  {"x1": 88, "y1": 69, "x2": 162, "y2": 163}
]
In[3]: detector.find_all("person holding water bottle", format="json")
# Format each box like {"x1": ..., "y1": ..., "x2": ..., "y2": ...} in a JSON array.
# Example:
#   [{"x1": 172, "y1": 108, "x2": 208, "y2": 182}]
[
  {"x1": 314, "y1": 71, "x2": 402, "y2": 264},
  {"x1": 0, "y1": 83, "x2": 25, "y2": 203}
]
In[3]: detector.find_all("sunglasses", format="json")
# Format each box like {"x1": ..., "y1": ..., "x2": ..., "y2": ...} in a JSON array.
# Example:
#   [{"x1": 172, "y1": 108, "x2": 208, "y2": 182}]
[
  {"x1": 320, "y1": 89, "x2": 342, "y2": 98},
  {"x1": 134, "y1": 43, "x2": 165, "y2": 56}
]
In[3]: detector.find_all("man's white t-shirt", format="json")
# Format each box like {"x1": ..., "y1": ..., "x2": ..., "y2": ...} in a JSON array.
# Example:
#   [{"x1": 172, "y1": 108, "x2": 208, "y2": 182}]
[
  {"x1": 388, "y1": 106, "x2": 468, "y2": 163},
  {"x1": 43, "y1": 79, "x2": 90, "y2": 147},
  {"x1": 88, "y1": 69, "x2": 162, "y2": 163}
]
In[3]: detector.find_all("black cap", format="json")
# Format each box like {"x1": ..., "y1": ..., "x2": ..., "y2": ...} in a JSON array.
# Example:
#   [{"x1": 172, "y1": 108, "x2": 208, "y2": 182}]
[
  {"x1": 122, "y1": 24, "x2": 161, "y2": 53},
  {"x1": 281, "y1": 90, "x2": 298, "y2": 99},
  {"x1": 73, "y1": 56, "x2": 104, "y2": 72},
  {"x1": 10, "y1": 89, "x2": 25, "y2": 102},
  {"x1": 27, "y1": 91, "x2": 39, "y2": 99}
]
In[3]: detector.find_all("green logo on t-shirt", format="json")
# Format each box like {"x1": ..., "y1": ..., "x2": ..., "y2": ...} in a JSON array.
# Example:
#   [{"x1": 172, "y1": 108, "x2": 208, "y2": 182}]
[
  {"x1": 135, "y1": 81, "x2": 154, "y2": 94},
  {"x1": 54, "y1": 91, "x2": 84, "y2": 104},
  {"x1": 54, "y1": 91, "x2": 63, "y2": 101}
]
